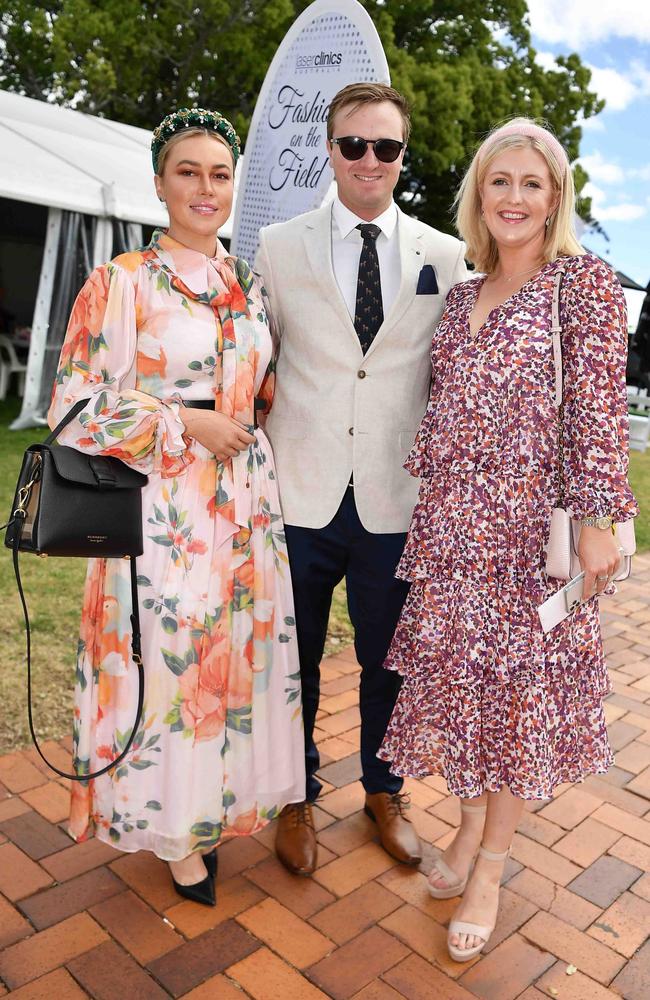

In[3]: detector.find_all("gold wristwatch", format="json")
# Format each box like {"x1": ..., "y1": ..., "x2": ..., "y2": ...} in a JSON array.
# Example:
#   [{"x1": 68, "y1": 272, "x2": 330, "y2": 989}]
[{"x1": 581, "y1": 515, "x2": 615, "y2": 532}]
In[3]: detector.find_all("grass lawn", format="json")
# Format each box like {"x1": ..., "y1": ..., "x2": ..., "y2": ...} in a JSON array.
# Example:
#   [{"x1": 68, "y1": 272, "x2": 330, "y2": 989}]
[
  {"x1": 0, "y1": 394, "x2": 647, "y2": 753},
  {"x1": 629, "y1": 449, "x2": 650, "y2": 550},
  {"x1": 0, "y1": 398, "x2": 87, "y2": 753}
]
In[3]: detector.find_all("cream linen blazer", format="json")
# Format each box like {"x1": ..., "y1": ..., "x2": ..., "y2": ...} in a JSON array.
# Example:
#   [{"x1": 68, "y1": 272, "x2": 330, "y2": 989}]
[{"x1": 255, "y1": 202, "x2": 467, "y2": 533}]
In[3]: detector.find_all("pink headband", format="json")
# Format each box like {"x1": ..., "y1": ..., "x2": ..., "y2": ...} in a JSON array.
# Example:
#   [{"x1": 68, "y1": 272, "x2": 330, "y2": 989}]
[{"x1": 478, "y1": 123, "x2": 569, "y2": 179}]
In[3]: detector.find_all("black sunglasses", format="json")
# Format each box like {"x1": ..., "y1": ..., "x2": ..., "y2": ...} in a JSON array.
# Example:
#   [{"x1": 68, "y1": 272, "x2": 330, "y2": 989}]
[{"x1": 331, "y1": 136, "x2": 406, "y2": 163}]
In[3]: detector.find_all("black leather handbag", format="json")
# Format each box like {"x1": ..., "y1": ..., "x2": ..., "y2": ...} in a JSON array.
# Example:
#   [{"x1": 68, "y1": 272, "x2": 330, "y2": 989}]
[{"x1": 4, "y1": 398, "x2": 147, "y2": 781}]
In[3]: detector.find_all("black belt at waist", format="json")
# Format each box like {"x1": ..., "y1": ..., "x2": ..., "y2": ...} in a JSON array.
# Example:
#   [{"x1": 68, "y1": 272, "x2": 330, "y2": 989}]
[{"x1": 182, "y1": 399, "x2": 261, "y2": 430}]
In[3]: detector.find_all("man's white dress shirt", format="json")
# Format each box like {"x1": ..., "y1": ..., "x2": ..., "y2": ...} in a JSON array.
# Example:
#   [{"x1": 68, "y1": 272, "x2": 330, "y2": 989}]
[{"x1": 331, "y1": 198, "x2": 401, "y2": 322}]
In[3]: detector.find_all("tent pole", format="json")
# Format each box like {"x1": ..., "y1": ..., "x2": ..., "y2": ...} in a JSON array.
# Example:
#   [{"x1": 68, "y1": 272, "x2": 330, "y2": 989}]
[
  {"x1": 10, "y1": 207, "x2": 62, "y2": 429},
  {"x1": 93, "y1": 215, "x2": 113, "y2": 268}
]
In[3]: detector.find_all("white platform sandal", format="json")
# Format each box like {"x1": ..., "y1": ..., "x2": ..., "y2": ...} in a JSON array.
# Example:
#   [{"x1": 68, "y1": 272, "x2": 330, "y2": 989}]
[
  {"x1": 447, "y1": 845, "x2": 509, "y2": 962},
  {"x1": 427, "y1": 802, "x2": 487, "y2": 900}
]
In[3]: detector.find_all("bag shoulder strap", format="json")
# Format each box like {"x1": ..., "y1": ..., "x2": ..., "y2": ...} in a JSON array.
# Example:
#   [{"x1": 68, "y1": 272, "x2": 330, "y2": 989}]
[
  {"x1": 44, "y1": 397, "x2": 90, "y2": 446},
  {"x1": 550, "y1": 267, "x2": 565, "y2": 407},
  {"x1": 11, "y1": 529, "x2": 144, "y2": 783},
  {"x1": 550, "y1": 264, "x2": 567, "y2": 506}
]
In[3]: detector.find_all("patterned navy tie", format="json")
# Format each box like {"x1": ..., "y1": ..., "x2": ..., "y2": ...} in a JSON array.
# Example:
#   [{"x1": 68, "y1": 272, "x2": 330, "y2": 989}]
[{"x1": 354, "y1": 224, "x2": 383, "y2": 353}]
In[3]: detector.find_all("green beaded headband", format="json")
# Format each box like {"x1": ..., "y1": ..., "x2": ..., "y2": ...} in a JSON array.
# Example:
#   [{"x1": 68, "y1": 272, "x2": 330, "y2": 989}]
[{"x1": 151, "y1": 107, "x2": 241, "y2": 173}]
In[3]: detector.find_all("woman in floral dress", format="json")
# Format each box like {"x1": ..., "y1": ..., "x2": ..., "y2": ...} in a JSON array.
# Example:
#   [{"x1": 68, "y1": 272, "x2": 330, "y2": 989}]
[
  {"x1": 48, "y1": 109, "x2": 305, "y2": 905},
  {"x1": 378, "y1": 119, "x2": 638, "y2": 959}
]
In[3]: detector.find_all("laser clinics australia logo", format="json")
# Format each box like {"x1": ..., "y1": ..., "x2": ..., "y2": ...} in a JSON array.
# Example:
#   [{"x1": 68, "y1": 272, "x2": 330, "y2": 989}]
[{"x1": 296, "y1": 50, "x2": 343, "y2": 70}]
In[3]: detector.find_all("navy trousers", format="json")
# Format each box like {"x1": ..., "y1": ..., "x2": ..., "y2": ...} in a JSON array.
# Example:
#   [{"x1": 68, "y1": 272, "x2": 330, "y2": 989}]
[{"x1": 284, "y1": 487, "x2": 410, "y2": 802}]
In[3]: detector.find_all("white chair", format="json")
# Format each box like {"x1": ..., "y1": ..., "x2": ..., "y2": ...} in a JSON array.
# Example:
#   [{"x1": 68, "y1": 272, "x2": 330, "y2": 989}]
[
  {"x1": 629, "y1": 414, "x2": 650, "y2": 452},
  {"x1": 0, "y1": 334, "x2": 27, "y2": 400},
  {"x1": 627, "y1": 385, "x2": 650, "y2": 453}
]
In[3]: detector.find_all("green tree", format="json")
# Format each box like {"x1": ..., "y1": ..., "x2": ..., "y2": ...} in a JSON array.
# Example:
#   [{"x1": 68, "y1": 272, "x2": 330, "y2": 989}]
[
  {"x1": 0, "y1": 0, "x2": 297, "y2": 138},
  {"x1": 0, "y1": 0, "x2": 603, "y2": 232},
  {"x1": 360, "y1": 1, "x2": 602, "y2": 229}
]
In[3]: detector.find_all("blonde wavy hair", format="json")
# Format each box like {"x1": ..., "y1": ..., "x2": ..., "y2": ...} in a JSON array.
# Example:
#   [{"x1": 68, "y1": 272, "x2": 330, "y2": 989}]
[{"x1": 455, "y1": 117, "x2": 584, "y2": 273}]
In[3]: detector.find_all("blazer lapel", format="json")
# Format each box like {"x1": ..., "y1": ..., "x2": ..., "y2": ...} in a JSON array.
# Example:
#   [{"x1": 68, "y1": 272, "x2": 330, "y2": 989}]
[
  {"x1": 364, "y1": 209, "x2": 425, "y2": 359},
  {"x1": 302, "y1": 204, "x2": 362, "y2": 351}
]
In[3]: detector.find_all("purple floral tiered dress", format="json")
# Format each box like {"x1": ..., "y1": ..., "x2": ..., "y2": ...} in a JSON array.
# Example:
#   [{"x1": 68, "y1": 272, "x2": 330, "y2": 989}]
[{"x1": 378, "y1": 254, "x2": 638, "y2": 800}]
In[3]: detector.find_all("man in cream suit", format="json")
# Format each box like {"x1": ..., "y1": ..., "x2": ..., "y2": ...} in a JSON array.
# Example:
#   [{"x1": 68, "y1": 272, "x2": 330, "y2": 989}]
[{"x1": 256, "y1": 83, "x2": 466, "y2": 875}]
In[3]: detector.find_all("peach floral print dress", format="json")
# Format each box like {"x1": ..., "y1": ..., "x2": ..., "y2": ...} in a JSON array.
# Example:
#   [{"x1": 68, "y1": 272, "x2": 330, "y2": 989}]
[{"x1": 48, "y1": 230, "x2": 305, "y2": 860}]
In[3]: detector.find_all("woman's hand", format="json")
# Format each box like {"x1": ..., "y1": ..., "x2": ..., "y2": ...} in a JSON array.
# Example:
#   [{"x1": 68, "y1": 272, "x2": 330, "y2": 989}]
[
  {"x1": 578, "y1": 525, "x2": 621, "y2": 600},
  {"x1": 181, "y1": 408, "x2": 255, "y2": 460}
]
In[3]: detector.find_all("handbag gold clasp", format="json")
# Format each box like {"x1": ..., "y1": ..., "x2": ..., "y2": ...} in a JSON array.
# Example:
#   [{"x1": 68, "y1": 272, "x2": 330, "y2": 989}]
[{"x1": 13, "y1": 455, "x2": 42, "y2": 516}]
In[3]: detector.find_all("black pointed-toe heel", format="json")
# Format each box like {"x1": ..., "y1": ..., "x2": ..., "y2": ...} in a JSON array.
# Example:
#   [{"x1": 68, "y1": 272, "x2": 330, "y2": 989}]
[
  {"x1": 171, "y1": 870, "x2": 216, "y2": 907},
  {"x1": 202, "y1": 848, "x2": 218, "y2": 879}
]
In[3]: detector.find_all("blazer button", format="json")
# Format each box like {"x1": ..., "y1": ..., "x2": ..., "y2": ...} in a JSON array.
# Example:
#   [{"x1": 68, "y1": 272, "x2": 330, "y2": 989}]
[
  {"x1": 357, "y1": 370, "x2": 366, "y2": 379},
  {"x1": 348, "y1": 427, "x2": 354, "y2": 436}
]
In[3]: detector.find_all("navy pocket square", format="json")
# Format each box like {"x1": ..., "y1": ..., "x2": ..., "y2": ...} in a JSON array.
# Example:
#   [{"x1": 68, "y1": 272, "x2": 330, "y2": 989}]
[{"x1": 416, "y1": 264, "x2": 438, "y2": 295}]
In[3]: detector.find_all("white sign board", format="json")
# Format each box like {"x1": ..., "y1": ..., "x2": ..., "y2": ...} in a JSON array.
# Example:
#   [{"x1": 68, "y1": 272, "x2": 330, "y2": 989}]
[{"x1": 230, "y1": 0, "x2": 389, "y2": 262}]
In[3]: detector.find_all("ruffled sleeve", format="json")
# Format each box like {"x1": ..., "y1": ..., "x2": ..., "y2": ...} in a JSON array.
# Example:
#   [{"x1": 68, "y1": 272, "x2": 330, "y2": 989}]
[
  {"x1": 561, "y1": 256, "x2": 638, "y2": 523},
  {"x1": 48, "y1": 261, "x2": 193, "y2": 478}
]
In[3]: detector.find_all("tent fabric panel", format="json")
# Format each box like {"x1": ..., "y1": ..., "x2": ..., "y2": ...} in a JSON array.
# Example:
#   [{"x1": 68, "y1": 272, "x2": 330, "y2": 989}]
[
  {"x1": 14, "y1": 121, "x2": 166, "y2": 224},
  {"x1": 89, "y1": 116, "x2": 151, "y2": 148},
  {"x1": 0, "y1": 88, "x2": 143, "y2": 147},
  {"x1": 0, "y1": 124, "x2": 104, "y2": 215}
]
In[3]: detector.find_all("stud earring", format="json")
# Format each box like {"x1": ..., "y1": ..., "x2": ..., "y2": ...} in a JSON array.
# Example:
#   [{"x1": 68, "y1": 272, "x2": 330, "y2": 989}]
[{"x1": 545, "y1": 217, "x2": 551, "y2": 227}]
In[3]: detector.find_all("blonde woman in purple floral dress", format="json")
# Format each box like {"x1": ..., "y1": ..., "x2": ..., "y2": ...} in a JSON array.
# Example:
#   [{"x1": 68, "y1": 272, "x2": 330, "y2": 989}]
[
  {"x1": 378, "y1": 119, "x2": 638, "y2": 960},
  {"x1": 49, "y1": 110, "x2": 305, "y2": 907}
]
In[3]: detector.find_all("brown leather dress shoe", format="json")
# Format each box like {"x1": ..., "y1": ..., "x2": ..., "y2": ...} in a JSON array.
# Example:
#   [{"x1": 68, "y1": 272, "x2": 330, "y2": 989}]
[
  {"x1": 365, "y1": 792, "x2": 423, "y2": 865},
  {"x1": 276, "y1": 802, "x2": 317, "y2": 875}
]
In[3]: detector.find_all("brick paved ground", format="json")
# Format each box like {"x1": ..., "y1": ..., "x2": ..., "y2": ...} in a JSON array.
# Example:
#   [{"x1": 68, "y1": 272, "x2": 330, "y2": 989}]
[{"x1": 1, "y1": 556, "x2": 649, "y2": 998}]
